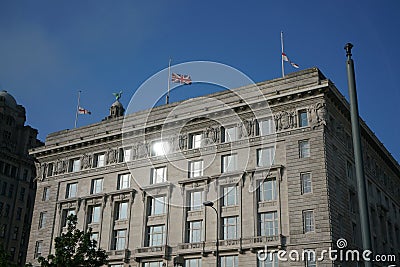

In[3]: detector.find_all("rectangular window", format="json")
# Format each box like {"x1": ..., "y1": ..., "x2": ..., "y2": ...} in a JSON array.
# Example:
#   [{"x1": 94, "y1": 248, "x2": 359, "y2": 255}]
[
  {"x1": 117, "y1": 173, "x2": 130, "y2": 190},
  {"x1": 189, "y1": 160, "x2": 203, "y2": 178},
  {"x1": 120, "y1": 147, "x2": 132, "y2": 162},
  {"x1": 189, "y1": 191, "x2": 203, "y2": 211},
  {"x1": 94, "y1": 153, "x2": 105, "y2": 167},
  {"x1": 257, "y1": 147, "x2": 274, "y2": 167},
  {"x1": 224, "y1": 126, "x2": 238, "y2": 142},
  {"x1": 304, "y1": 250, "x2": 316, "y2": 267},
  {"x1": 66, "y1": 183, "x2": 78, "y2": 198},
  {"x1": 116, "y1": 201, "x2": 129, "y2": 220},
  {"x1": 39, "y1": 212, "x2": 47, "y2": 229},
  {"x1": 88, "y1": 205, "x2": 101, "y2": 224},
  {"x1": 151, "y1": 141, "x2": 169, "y2": 156},
  {"x1": 16, "y1": 207, "x2": 22, "y2": 221},
  {"x1": 143, "y1": 262, "x2": 163, "y2": 267},
  {"x1": 12, "y1": 227, "x2": 18, "y2": 240},
  {"x1": 346, "y1": 161, "x2": 354, "y2": 180},
  {"x1": 223, "y1": 186, "x2": 238, "y2": 206},
  {"x1": 62, "y1": 209, "x2": 76, "y2": 227},
  {"x1": 258, "y1": 253, "x2": 278, "y2": 267},
  {"x1": 188, "y1": 221, "x2": 202, "y2": 243},
  {"x1": 148, "y1": 225, "x2": 165, "y2": 247},
  {"x1": 258, "y1": 118, "x2": 274, "y2": 136},
  {"x1": 301, "y1": 173, "x2": 312, "y2": 194},
  {"x1": 259, "y1": 179, "x2": 277, "y2": 202},
  {"x1": 0, "y1": 224, "x2": 6, "y2": 237},
  {"x1": 259, "y1": 211, "x2": 278, "y2": 237},
  {"x1": 91, "y1": 232, "x2": 99, "y2": 243},
  {"x1": 42, "y1": 187, "x2": 50, "y2": 201},
  {"x1": 190, "y1": 133, "x2": 203, "y2": 149},
  {"x1": 299, "y1": 140, "x2": 310, "y2": 158},
  {"x1": 220, "y1": 255, "x2": 238, "y2": 267},
  {"x1": 223, "y1": 217, "x2": 238, "y2": 240},
  {"x1": 70, "y1": 158, "x2": 81, "y2": 172},
  {"x1": 5, "y1": 204, "x2": 10, "y2": 217},
  {"x1": 113, "y1": 229, "x2": 127, "y2": 250},
  {"x1": 8, "y1": 184, "x2": 13, "y2": 198},
  {"x1": 303, "y1": 210, "x2": 315, "y2": 233},
  {"x1": 151, "y1": 167, "x2": 167, "y2": 184},
  {"x1": 0, "y1": 182, "x2": 6, "y2": 196},
  {"x1": 222, "y1": 154, "x2": 237, "y2": 173},
  {"x1": 34, "y1": 241, "x2": 43, "y2": 258},
  {"x1": 149, "y1": 196, "x2": 166, "y2": 216},
  {"x1": 47, "y1": 164, "x2": 53, "y2": 177},
  {"x1": 298, "y1": 110, "x2": 309, "y2": 127},
  {"x1": 19, "y1": 187, "x2": 25, "y2": 201},
  {"x1": 185, "y1": 258, "x2": 202, "y2": 267},
  {"x1": 91, "y1": 178, "x2": 103, "y2": 194},
  {"x1": 0, "y1": 202, "x2": 3, "y2": 216}
]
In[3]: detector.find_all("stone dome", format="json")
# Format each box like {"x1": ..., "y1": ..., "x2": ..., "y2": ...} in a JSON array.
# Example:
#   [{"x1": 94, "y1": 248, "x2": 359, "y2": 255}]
[{"x1": 0, "y1": 90, "x2": 18, "y2": 109}]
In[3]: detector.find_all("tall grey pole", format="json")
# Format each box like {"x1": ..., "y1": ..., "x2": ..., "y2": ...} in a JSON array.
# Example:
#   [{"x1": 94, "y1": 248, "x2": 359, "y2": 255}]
[{"x1": 345, "y1": 43, "x2": 372, "y2": 266}]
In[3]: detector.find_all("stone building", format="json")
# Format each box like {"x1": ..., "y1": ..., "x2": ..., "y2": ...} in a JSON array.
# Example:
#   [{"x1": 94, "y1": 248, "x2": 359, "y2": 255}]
[
  {"x1": 0, "y1": 90, "x2": 42, "y2": 265},
  {"x1": 27, "y1": 68, "x2": 399, "y2": 266}
]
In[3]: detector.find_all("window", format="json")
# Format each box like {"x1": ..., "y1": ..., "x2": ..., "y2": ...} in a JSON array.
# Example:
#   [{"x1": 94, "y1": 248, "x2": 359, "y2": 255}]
[
  {"x1": 259, "y1": 179, "x2": 277, "y2": 201},
  {"x1": 151, "y1": 167, "x2": 166, "y2": 184},
  {"x1": 151, "y1": 141, "x2": 170, "y2": 156},
  {"x1": 148, "y1": 225, "x2": 165, "y2": 247},
  {"x1": 258, "y1": 118, "x2": 274, "y2": 136},
  {"x1": 189, "y1": 160, "x2": 203, "y2": 178},
  {"x1": 304, "y1": 250, "x2": 316, "y2": 267},
  {"x1": 62, "y1": 209, "x2": 76, "y2": 227},
  {"x1": 299, "y1": 140, "x2": 310, "y2": 158},
  {"x1": 185, "y1": 258, "x2": 202, "y2": 267},
  {"x1": 224, "y1": 126, "x2": 238, "y2": 142},
  {"x1": 259, "y1": 211, "x2": 278, "y2": 237},
  {"x1": 258, "y1": 253, "x2": 278, "y2": 267},
  {"x1": 70, "y1": 158, "x2": 81, "y2": 172},
  {"x1": 4, "y1": 204, "x2": 10, "y2": 217},
  {"x1": 0, "y1": 224, "x2": 6, "y2": 237},
  {"x1": 257, "y1": 147, "x2": 274, "y2": 167},
  {"x1": 303, "y1": 210, "x2": 315, "y2": 233},
  {"x1": 346, "y1": 161, "x2": 354, "y2": 180},
  {"x1": 301, "y1": 173, "x2": 312, "y2": 194},
  {"x1": 143, "y1": 262, "x2": 163, "y2": 267},
  {"x1": 19, "y1": 187, "x2": 25, "y2": 201},
  {"x1": 0, "y1": 182, "x2": 6, "y2": 196},
  {"x1": 66, "y1": 183, "x2": 77, "y2": 198},
  {"x1": 88, "y1": 205, "x2": 101, "y2": 224},
  {"x1": 113, "y1": 229, "x2": 127, "y2": 250},
  {"x1": 188, "y1": 221, "x2": 202, "y2": 243},
  {"x1": 223, "y1": 217, "x2": 238, "y2": 240},
  {"x1": 222, "y1": 154, "x2": 237, "y2": 173},
  {"x1": 189, "y1": 191, "x2": 202, "y2": 211},
  {"x1": 190, "y1": 133, "x2": 203, "y2": 149},
  {"x1": 16, "y1": 207, "x2": 22, "y2": 220},
  {"x1": 8, "y1": 184, "x2": 13, "y2": 198},
  {"x1": 149, "y1": 196, "x2": 166, "y2": 216},
  {"x1": 9, "y1": 247, "x2": 15, "y2": 261},
  {"x1": 223, "y1": 186, "x2": 238, "y2": 206},
  {"x1": 91, "y1": 232, "x2": 99, "y2": 243},
  {"x1": 12, "y1": 227, "x2": 18, "y2": 240},
  {"x1": 120, "y1": 147, "x2": 132, "y2": 162},
  {"x1": 116, "y1": 201, "x2": 129, "y2": 220},
  {"x1": 39, "y1": 212, "x2": 47, "y2": 229},
  {"x1": 298, "y1": 110, "x2": 308, "y2": 127},
  {"x1": 220, "y1": 255, "x2": 238, "y2": 267},
  {"x1": 117, "y1": 173, "x2": 130, "y2": 190},
  {"x1": 42, "y1": 187, "x2": 50, "y2": 201},
  {"x1": 91, "y1": 178, "x2": 103, "y2": 194},
  {"x1": 34, "y1": 241, "x2": 43, "y2": 258},
  {"x1": 94, "y1": 153, "x2": 105, "y2": 167},
  {"x1": 47, "y1": 164, "x2": 53, "y2": 177}
]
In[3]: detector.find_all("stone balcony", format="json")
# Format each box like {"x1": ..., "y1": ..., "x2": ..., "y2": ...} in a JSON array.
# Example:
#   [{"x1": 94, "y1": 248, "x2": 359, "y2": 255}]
[{"x1": 133, "y1": 245, "x2": 169, "y2": 260}]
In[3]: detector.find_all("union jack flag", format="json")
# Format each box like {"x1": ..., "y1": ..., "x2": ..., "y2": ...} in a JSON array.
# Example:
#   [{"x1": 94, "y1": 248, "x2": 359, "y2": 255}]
[
  {"x1": 171, "y1": 73, "x2": 192, "y2": 85},
  {"x1": 78, "y1": 107, "x2": 91, "y2": 115}
]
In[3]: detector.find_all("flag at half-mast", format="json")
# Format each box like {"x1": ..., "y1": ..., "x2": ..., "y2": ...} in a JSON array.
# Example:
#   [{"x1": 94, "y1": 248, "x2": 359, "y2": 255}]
[
  {"x1": 281, "y1": 52, "x2": 299, "y2": 69},
  {"x1": 171, "y1": 73, "x2": 192, "y2": 85},
  {"x1": 78, "y1": 107, "x2": 91, "y2": 115}
]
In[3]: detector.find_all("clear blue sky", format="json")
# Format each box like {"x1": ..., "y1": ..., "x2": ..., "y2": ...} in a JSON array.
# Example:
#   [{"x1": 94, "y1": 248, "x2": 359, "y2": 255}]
[{"x1": 0, "y1": 1, "x2": 399, "y2": 162}]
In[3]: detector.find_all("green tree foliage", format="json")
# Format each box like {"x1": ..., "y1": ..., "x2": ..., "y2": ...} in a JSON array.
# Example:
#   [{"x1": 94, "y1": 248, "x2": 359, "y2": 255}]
[
  {"x1": 0, "y1": 245, "x2": 17, "y2": 267},
  {"x1": 37, "y1": 214, "x2": 108, "y2": 267}
]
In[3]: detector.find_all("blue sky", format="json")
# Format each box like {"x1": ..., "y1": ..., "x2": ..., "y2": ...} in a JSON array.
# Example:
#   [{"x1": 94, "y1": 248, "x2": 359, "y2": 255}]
[{"x1": 0, "y1": 1, "x2": 399, "y2": 162}]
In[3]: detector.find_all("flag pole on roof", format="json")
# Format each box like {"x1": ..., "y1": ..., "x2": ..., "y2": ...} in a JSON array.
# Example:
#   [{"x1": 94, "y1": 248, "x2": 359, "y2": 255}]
[
  {"x1": 281, "y1": 31, "x2": 300, "y2": 78},
  {"x1": 74, "y1": 90, "x2": 91, "y2": 128},
  {"x1": 166, "y1": 58, "x2": 172, "y2": 105}
]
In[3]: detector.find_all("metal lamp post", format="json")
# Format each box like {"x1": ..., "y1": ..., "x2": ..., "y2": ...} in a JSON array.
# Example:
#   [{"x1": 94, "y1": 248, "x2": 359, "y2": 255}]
[{"x1": 203, "y1": 201, "x2": 219, "y2": 267}]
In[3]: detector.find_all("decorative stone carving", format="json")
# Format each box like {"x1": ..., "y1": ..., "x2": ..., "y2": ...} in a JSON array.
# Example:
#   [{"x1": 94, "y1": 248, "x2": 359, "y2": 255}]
[
  {"x1": 245, "y1": 119, "x2": 254, "y2": 137},
  {"x1": 309, "y1": 102, "x2": 326, "y2": 128},
  {"x1": 179, "y1": 134, "x2": 187, "y2": 150},
  {"x1": 81, "y1": 153, "x2": 91, "y2": 169},
  {"x1": 137, "y1": 142, "x2": 149, "y2": 158},
  {"x1": 55, "y1": 159, "x2": 67, "y2": 174},
  {"x1": 106, "y1": 148, "x2": 118, "y2": 164}
]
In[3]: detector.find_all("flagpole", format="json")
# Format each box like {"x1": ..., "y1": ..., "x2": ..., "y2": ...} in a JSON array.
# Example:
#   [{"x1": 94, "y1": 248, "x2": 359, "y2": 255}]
[
  {"x1": 281, "y1": 31, "x2": 285, "y2": 77},
  {"x1": 166, "y1": 58, "x2": 171, "y2": 104},
  {"x1": 74, "y1": 90, "x2": 81, "y2": 128}
]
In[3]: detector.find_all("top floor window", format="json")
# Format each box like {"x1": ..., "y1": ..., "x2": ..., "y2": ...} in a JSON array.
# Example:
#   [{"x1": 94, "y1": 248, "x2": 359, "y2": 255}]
[
  {"x1": 224, "y1": 126, "x2": 238, "y2": 142},
  {"x1": 93, "y1": 153, "x2": 105, "y2": 168},
  {"x1": 66, "y1": 183, "x2": 77, "y2": 198},
  {"x1": 298, "y1": 110, "x2": 309, "y2": 127},
  {"x1": 120, "y1": 147, "x2": 132, "y2": 162},
  {"x1": 190, "y1": 133, "x2": 203, "y2": 149},
  {"x1": 258, "y1": 118, "x2": 274, "y2": 136},
  {"x1": 69, "y1": 159, "x2": 81, "y2": 172}
]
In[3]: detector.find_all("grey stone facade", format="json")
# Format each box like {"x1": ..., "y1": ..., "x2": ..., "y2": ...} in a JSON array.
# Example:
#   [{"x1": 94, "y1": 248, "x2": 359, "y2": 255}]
[
  {"x1": 27, "y1": 68, "x2": 400, "y2": 266},
  {"x1": 0, "y1": 90, "x2": 42, "y2": 265}
]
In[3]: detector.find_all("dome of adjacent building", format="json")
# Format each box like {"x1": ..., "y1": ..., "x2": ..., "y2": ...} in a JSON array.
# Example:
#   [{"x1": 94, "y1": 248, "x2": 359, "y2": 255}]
[{"x1": 0, "y1": 90, "x2": 18, "y2": 109}]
